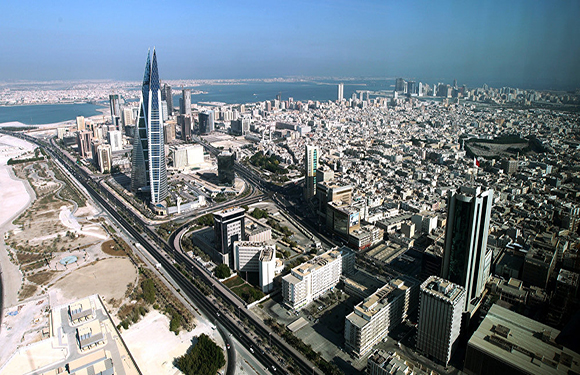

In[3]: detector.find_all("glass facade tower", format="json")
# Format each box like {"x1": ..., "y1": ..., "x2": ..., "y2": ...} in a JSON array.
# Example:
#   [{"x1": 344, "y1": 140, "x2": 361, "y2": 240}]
[{"x1": 131, "y1": 49, "x2": 168, "y2": 204}]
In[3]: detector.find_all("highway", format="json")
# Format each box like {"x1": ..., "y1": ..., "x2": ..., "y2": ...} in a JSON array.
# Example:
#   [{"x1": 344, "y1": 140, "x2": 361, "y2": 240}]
[{"x1": 5, "y1": 131, "x2": 323, "y2": 375}]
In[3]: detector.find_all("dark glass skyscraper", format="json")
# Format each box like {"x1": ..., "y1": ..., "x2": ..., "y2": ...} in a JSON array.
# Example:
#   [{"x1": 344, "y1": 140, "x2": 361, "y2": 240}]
[
  {"x1": 131, "y1": 49, "x2": 168, "y2": 204},
  {"x1": 442, "y1": 186, "x2": 493, "y2": 312}
]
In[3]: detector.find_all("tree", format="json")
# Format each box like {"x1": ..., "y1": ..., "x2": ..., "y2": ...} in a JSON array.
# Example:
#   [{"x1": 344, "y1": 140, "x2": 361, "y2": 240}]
[
  {"x1": 214, "y1": 264, "x2": 231, "y2": 279},
  {"x1": 175, "y1": 334, "x2": 225, "y2": 375},
  {"x1": 142, "y1": 279, "x2": 156, "y2": 304}
]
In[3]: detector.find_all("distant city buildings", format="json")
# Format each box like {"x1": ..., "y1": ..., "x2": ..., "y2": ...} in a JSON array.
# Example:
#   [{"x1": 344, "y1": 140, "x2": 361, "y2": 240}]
[
  {"x1": 199, "y1": 111, "x2": 215, "y2": 134},
  {"x1": 338, "y1": 83, "x2": 344, "y2": 102},
  {"x1": 130, "y1": 49, "x2": 168, "y2": 204},
  {"x1": 180, "y1": 88, "x2": 191, "y2": 116},
  {"x1": 109, "y1": 94, "x2": 121, "y2": 127},
  {"x1": 162, "y1": 84, "x2": 173, "y2": 116}
]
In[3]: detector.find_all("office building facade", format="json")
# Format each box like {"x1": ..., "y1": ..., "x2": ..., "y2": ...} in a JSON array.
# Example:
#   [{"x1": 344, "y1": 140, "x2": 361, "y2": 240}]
[
  {"x1": 345, "y1": 278, "x2": 418, "y2": 357},
  {"x1": 217, "y1": 152, "x2": 235, "y2": 185},
  {"x1": 304, "y1": 144, "x2": 319, "y2": 199},
  {"x1": 180, "y1": 89, "x2": 191, "y2": 115},
  {"x1": 109, "y1": 94, "x2": 121, "y2": 127},
  {"x1": 130, "y1": 49, "x2": 168, "y2": 204},
  {"x1": 338, "y1": 83, "x2": 344, "y2": 101},
  {"x1": 417, "y1": 276, "x2": 465, "y2": 366},
  {"x1": 282, "y1": 249, "x2": 342, "y2": 311},
  {"x1": 199, "y1": 111, "x2": 215, "y2": 134},
  {"x1": 96, "y1": 144, "x2": 112, "y2": 173},
  {"x1": 442, "y1": 186, "x2": 493, "y2": 312},
  {"x1": 107, "y1": 130, "x2": 123, "y2": 152},
  {"x1": 213, "y1": 207, "x2": 245, "y2": 267},
  {"x1": 162, "y1": 84, "x2": 173, "y2": 116}
]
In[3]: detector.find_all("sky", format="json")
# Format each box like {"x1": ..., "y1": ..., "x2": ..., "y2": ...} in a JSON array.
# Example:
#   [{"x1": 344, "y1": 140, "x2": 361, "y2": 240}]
[{"x1": 1, "y1": 0, "x2": 579, "y2": 89}]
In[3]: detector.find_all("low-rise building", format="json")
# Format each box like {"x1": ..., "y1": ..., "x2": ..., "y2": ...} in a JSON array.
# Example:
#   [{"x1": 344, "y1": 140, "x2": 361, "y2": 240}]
[{"x1": 464, "y1": 304, "x2": 580, "y2": 375}]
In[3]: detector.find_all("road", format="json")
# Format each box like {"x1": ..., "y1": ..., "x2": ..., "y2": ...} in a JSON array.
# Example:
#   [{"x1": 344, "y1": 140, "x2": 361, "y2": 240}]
[{"x1": 6, "y1": 131, "x2": 323, "y2": 375}]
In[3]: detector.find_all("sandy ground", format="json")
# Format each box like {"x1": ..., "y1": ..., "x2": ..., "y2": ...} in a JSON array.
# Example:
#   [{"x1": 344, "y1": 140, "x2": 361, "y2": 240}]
[
  {"x1": 122, "y1": 310, "x2": 223, "y2": 375},
  {"x1": 0, "y1": 135, "x2": 37, "y2": 309},
  {"x1": 50, "y1": 257, "x2": 138, "y2": 306}
]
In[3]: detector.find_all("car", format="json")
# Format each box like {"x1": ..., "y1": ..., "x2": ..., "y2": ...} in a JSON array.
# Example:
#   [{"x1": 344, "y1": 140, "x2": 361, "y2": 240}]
[
  {"x1": 271, "y1": 365, "x2": 276, "y2": 371},
  {"x1": 249, "y1": 347, "x2": 254, "y2": 353},
  {"x1": 226, "y1": 343, "x2": 230, "y2": 350}
]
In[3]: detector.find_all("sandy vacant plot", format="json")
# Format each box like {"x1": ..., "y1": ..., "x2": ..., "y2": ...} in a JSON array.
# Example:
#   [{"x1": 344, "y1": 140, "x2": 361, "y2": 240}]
[
  {"x1": 51, "y1": 257, "x2": 137, "y2": 305},
  {"x1": 123, "y1": 310, "x2": 222, "y2": 375}
]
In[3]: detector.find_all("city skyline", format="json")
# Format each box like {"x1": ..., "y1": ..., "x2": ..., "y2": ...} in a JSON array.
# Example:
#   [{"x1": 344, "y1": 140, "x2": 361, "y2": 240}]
[{"x1": 1, "y1": 1, "x2": 579, "y2": 90}]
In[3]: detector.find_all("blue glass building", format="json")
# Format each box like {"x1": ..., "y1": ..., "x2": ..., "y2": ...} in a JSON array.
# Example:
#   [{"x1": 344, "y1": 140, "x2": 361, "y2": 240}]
[{"x1": 131, "y1": 49, "x2": 168, "y2": 204}]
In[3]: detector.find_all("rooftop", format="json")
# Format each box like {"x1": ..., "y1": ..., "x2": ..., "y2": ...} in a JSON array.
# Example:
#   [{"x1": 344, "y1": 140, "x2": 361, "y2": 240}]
[{"x1": 468, "y1": 304, "x2": 580, "y2": 375}]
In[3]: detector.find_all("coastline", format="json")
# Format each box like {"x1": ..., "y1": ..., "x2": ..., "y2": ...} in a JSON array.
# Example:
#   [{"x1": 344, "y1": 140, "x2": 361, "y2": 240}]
[{"x1": 0, "y1": 135, "x2": 37, "y2": 316}]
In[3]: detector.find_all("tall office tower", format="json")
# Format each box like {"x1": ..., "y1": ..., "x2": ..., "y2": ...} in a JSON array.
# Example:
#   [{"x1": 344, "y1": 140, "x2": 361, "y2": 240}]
[
  {"x1": 180, "y1": 89, "x2": 191, "y2": 115},
  {"x1": 418, "y1": 82, "x2": 424, "y2": 97},
  {"x1": 199, "y1": 111, "x2": 214, "y2": 134},
  {"x1": 121, "y1": 107, "x2": 133, "y2": 131},
  {"x1": 453, "y1": 79, "x2": 458, "y2": 89},
  {"x1": 109, "y1": 94, "x2": 121, "y2": 127},
  {"x1": 163, "y1": 122, "x2": 175, "y2": 144},
  {"x1": 161, "y1": 101, "x2": 168, "y2": 121},
  {"x1": 217, "y1": 152, "x2": 235, "y2": 185},
  {"x1": 76, "y1": 131, "x2": 92, "y2": 158},
  {"x1": 130, "y1": 49, "x2": 168, "y2": 204},
  {"x1": 213, "y1": 207, "x2": 246, "y2": 267},
  {"x1": 230, "y1": 118, "x2": 250, "y2": 136},
  {"x1": 442, "y1": 186, "x2": 493, "y2": 312},
  {"x1": 276, "y1": 93, "x2": 282, "y2": 102},
  {"x1": 417, "y1": 276, "x2": 465, "y2": 366},
  {"x1": 395, "y1": 78, "x2": 406, "y2": 93},
  {"x1": 178, "y1": 114, "x2": 192, "y2": 140},
  {"x1": 338, "y1": 83, "x2": 344, "y2": 101},
  {"x1": 76, "y1": 116, "x2": 85, "y2": 131},
  {"x1": 304, "y1": 144, "x2": 319, "y2": 200},
  {"x1": 107, "y1": 130, "x2": 123, "y2": 152},
  {"x1": 96, "y1": 144, "x2": 112, "y2": 173},
  {"x1": 407, "y1": 81, "x2": 417, "y2": 95},
  {"x1": 162, "y1": 84, "x2": 173, "y2": 116}
]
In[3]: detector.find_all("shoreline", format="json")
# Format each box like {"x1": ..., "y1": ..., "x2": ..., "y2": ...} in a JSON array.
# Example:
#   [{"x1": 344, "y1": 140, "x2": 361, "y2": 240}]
[{"x1": 0, "y1": 135, "x2": 37, "y2": 317}]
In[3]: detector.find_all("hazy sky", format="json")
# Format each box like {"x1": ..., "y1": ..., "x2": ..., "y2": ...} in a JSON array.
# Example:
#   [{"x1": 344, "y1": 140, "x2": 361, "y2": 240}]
[{"x1": 1, "y1": 0, "x2": 579, "y2": 89}]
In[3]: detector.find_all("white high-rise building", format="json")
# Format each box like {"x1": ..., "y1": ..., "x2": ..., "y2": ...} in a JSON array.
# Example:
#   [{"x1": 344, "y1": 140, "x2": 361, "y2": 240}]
[
  {"x1": 76, "y1": 116, "x2": 85, "y2": 131},
  {"x1": 338, "y1": 83, "x2": 344, "y2": 102},
  {"x1": 233, "y1": 241, "x2": 274, "y2": 273},
  {"x1": 417, "y1": 276, "x2": 465, "y2": 366},
  {"x1": 282, "y1": 249, "x2": 342, "y2": 311},
  {"x1": 96, "y1": 144, "x2": 112, "y2": 174},
  {"x1": 171, "y1": 144, "x2": 204, "y2": 170},
  {"x1": 259, "y1": 247, "x2": 276, "y2": 293},
  {"x1": 442, "y1": 186, "x2": 493, "y2": 312},
  {"x1": 122, "y1": 107, "x2": 134, "y2": 129},
  {"x1": 107, "y1": 130, "x2": 123, "y2": 152},
  {"x1": 345, "y1": 278, "x2": 418, "y2": 357}
]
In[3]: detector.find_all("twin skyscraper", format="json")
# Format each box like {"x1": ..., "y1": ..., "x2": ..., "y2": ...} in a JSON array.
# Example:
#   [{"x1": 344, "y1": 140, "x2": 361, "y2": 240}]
[{"x1": 131, "y1": 49, "x2": 168, "y2": 205}]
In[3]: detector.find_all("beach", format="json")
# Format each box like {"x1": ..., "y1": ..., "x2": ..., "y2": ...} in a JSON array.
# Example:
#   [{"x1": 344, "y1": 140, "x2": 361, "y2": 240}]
[{"x1": 0, "y1": 134, "x2": 37, "y2": 310}]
